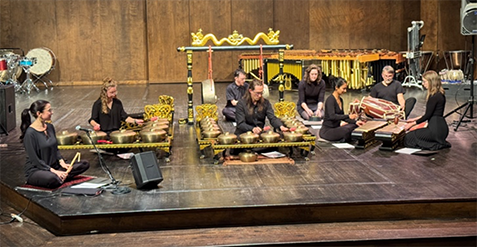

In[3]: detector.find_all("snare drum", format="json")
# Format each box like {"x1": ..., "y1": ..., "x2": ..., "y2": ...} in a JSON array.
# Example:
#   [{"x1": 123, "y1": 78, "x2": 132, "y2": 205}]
[{"x1": 26, "y1": 47, "x2": 56, "y2": 75}]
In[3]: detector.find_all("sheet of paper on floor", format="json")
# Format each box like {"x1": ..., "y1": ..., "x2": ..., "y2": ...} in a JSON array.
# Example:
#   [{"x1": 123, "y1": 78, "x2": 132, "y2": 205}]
[
  {"x1": 332, "y1": 143, "x2": 355, "y2": 149},
  {"x1": 395, "y1": 148, "x2": 422, "y2": 154}
]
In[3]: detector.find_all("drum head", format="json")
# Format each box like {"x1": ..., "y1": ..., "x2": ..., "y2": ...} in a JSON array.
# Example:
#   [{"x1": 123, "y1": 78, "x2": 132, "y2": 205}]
[{"x1": 26, "y1": 47, "x2": 56, "y2": 75}]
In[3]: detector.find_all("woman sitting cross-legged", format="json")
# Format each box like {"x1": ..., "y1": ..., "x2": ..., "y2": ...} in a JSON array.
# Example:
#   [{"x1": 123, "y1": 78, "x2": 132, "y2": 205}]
[{"x1": 20, "y1": 100, "x2": 90, "y2": 189}]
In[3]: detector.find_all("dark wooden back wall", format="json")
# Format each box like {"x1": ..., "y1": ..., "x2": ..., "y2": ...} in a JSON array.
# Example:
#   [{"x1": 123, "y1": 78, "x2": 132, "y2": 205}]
[{"x1": 0, "y1": 0, "x2": 471, "y2": 84}]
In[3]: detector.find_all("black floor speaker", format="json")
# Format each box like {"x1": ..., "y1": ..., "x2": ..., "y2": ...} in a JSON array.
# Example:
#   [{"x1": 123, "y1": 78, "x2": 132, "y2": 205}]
[
  {"x1": 130, "y1": 151, "x2": 163, "y2": 189},
  {"x1": 0, "y1": 84, "x2": 16, "y2": 134}
]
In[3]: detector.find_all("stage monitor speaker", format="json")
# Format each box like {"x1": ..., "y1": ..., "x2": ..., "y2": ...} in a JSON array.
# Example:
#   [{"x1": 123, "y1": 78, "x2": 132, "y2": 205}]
[
  {"x1": 0, "y1": 84, "x2": 16, "y2": 134},
  {"x1": 461, "y1": 0, "x2": 477, "y2": 35},
  {"x1": 130, "y1": 151, "x2": 163, "y2": 189}
]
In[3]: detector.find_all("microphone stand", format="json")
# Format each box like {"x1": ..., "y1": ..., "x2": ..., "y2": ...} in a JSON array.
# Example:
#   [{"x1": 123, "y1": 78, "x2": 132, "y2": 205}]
[{"x1": 85, "y1": 131, "x2": 131, "y2": 194}]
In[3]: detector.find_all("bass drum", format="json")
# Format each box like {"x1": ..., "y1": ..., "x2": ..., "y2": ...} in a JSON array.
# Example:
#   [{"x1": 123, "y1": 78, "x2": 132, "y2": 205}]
[
  {"x1": 0, "y1": 51, "x2": 22, "y2": 83},
  {"x1": 201, "y1": 79, "x2": 217, "y2": 104},
  {"x1": 26, "y1": 47, "x2": 56, "y2": 75}
]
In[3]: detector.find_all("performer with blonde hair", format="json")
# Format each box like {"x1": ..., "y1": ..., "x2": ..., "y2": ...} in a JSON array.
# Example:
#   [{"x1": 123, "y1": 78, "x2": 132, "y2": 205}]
[
  {"x1": 89, "y1": 77, "x2": 144, "y2": 133},
  {"x1": 404, "y1": 70, "x2": 451, "y2": 150}
]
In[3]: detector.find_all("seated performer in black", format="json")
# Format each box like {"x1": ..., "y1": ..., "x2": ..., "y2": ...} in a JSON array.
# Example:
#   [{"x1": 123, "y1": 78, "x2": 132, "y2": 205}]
[
  {"x1": 404, "y1": 70, "x2": 451, "y2": 150},
  {"x1": 89, "y1": 77, "x2": 144, "y2": 133},
  {"x1": 232, "y1": 79, "x2": 288, "y2": 154},
  {"x1": 319, "y1": 77, "x2": 364, "y2": 142},
  {"x1": 297, "y1": 64, "x2": 326, "y2": 120},
  {"x1": 222, "y1": 69, "x2": 249, "y2": 121},
  {"x1": 370, "y1": 65, "x2": 416, "y2": 119},
  {"x1": 20, "y1": 100, "x2": 90, "y2": 189}
]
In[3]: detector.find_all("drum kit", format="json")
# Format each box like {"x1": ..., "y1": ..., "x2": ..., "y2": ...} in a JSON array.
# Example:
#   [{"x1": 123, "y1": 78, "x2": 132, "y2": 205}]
[{"x1": 0, "y1": 47, "x2": 56, "y2": 94}]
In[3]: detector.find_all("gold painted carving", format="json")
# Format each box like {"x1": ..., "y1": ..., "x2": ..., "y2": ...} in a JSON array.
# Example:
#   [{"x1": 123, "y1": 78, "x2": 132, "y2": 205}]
[
  {"x1": 191, "y1": 28, "x2": 280, "y2": 46},
  {"x1": 144, "y1": 104, "x2": 172, "y2": 121},
  {"x1": 195, "y1": 104, "x2": 219, "y2": 122},
  {"x1": 274, "y1": 101, "x2": 296, "y2": 118},
  {"x1": 158, "y1": 95, "x2": 174, "y2": 108}
]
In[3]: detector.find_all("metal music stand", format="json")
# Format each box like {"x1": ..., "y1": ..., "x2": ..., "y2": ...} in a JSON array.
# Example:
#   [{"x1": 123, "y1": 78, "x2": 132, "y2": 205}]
[
  {"x1": 403, "y1": 21, "x2": 424, "y2": 90},
  {"x1": 444, "y1": 35, "x2": 475, "y2": 131}
]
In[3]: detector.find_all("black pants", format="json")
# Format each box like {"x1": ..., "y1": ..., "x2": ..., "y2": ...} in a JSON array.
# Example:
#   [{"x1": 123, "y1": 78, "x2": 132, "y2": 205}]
[
  {"x1": 222, "y1": 107, "x2": 236, "y2": 121},
  {"x1": 319, "y1": 123, "x2": 358, "y2": 142},
  {"x1": 27, "y1": 160, "x2": 90, "y2": 189},
  {"x1": 405, "y1": 97, "x2": 417, "y2": 119}
]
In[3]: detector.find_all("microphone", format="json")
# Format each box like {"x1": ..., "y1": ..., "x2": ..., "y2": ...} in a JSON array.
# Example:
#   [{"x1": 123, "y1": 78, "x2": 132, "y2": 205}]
[{"x1": 76, "y1": 125, "x2": 94, "y2": 132}]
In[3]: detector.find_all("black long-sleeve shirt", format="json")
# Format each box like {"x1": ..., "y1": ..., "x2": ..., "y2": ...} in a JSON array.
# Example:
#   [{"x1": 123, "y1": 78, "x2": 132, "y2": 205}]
[
  {"x1": 234, "y1": 98, "x2": 283, "y2": 135},
  {"x1": 89, "y1": 98, "x2": 128, "y2": 133},
  {"x1": 416, "y1": 92, "x2": 446, "y2": 124},
  {"x1": 297, "y1": 79, "x2": 326, "y2": 109},
  {"x1": 322, "y1": 95, "x2": 356, "y2": 128},
  {"x1": 23, "y1": 123, "x2": 63, "y2": 178}
]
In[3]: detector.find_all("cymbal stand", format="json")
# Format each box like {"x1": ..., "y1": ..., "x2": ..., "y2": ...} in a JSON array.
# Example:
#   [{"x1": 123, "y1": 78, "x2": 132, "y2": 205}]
[
  {"x1": 444, "y1": 35, "x2": 475, "y2": 131},
  {"x1": 20, "y1": 58, "x2": 39, "y2": 94}
]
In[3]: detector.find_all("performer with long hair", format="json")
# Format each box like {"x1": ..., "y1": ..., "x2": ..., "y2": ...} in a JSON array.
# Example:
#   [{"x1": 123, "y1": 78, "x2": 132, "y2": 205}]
[
  {"x1": 297, "y1": 64, "x2": 325, "y2": 120},
  {"x1": 404, "y1": 70, "x2": 452, "y2": 150},
  {"x1": 234, "y1": 79, "x2": 288, "y2": 136},
  {"x1": 319, "y1": 77, "x2": 364, "y2": 142},
  {"x1": 20, "y1": 100, "x2": 89, "y2": 188},
  {"x1": 89, "y1": 77, "x2": 144, "y2": 133}
]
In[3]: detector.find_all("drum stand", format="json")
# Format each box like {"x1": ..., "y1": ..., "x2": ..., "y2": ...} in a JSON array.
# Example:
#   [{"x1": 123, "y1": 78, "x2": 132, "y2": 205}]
[
  {"x1": 32, "y1": 67, "x2": 54, "y2": 89},
  {"x1": 444, "y1": 36, "x2": 475, "y2": 131}
]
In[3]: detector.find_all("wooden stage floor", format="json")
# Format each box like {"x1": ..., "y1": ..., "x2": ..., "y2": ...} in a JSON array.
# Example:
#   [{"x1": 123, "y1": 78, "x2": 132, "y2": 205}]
[{"x1": 1, "y1": 82, "x2": 476, "y2": 244}]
